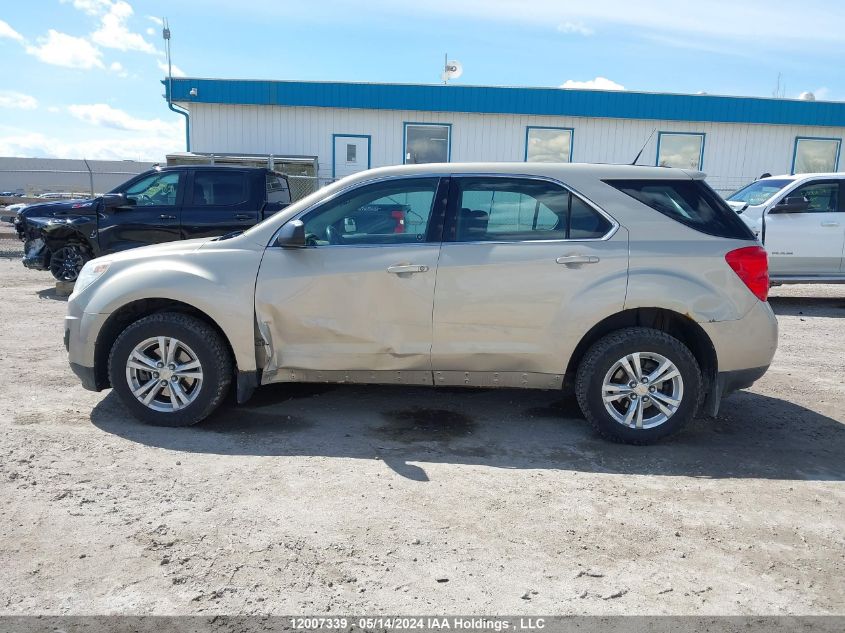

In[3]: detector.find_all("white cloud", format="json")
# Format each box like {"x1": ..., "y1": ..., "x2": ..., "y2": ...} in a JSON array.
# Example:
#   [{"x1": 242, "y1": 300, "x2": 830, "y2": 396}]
[
  {"x1": 0, "y1": 19, "x2": 24, "y2": 42},
  {"x1": 157, "y1": 59, "x2": 186, "y2": 77},
  {"x1": 0, "y1": 130, "x2": 180, "y2": 161},
  {"x1": 561, "y1": 76, "x2": 625, "y2": 91},
  {"x1": 47, "y1": 106, "x2": 61, "y2": 113},
  {"x1": 62, "y1": 0, "x2": 113, "y2": 15},
  {"x1": 557, "y1": 21, "x2": 593, "y2": 36},
  {"x1": 351, "y1": 0, "x2": 845, "y2": 50},
  {"x1": 26, "y1": 30, "x2": 104, "y2": 69},
  {"x1": 147, "y1": 15, "x2": 163, "y2": 26},
  {"x1": 146, "y1": 27, "x2": 155, "y2": 36},
  {"x1": 109, "y1": 60, "x2": 129, "y2": 77},
  {"x1": 0, "y1": 91, "x2": 38, "y2": 110},
  {"x1": 91, "y1": 0, "x2": 158, "y2": 54},
  {"x1": 67, "y1": 103, "x2": 181, "y2": 137}
]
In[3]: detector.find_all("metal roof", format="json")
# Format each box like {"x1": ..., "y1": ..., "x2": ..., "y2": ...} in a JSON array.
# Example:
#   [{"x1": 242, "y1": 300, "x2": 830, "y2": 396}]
[{"x1": 165, "y1": 78, "x2": 845, "y2": 128}]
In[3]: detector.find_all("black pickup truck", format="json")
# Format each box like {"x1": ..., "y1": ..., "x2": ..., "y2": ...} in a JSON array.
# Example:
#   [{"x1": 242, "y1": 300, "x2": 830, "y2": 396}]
[{"x1": 16, "y1": 165, "x2": 291, "y2": 281}]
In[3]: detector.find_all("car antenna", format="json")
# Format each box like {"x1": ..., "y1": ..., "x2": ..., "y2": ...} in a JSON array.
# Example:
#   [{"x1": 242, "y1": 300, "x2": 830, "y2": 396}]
[{"x1": 631, "y1": 129, "x2": 657, "y2": 166}]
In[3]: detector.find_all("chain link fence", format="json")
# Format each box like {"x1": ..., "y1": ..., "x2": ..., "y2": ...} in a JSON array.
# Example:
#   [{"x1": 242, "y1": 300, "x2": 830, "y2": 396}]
[{"x1": 286, "y1": 175, "x2": 334, "y2": 202}]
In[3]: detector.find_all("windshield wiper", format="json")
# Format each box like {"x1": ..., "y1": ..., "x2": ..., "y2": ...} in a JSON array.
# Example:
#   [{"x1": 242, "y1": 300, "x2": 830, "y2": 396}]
[{"x1": 214, "y1": 230, "x2": 243, "y2": 241}]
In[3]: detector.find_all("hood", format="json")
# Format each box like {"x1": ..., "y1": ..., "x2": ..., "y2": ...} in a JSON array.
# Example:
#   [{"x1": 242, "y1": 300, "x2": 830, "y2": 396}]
[
  {"x1": 18, "y1": 198, "x2": 99, "y2": 221},
  {"x1": 97, "y1": 237, "x2": 213, "y2": 265}
]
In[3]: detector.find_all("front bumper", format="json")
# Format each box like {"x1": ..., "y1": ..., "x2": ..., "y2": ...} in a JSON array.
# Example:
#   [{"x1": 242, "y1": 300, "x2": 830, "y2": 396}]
[
  {"x1": 22, "y1": 238, "x2": 49, "y2": 271},
  {"x1": 65, "y1": 296, "x2": 110, "y2": 392},
  {"x1": 70, "y1": 361, "x2": 99, "y2": 391}
]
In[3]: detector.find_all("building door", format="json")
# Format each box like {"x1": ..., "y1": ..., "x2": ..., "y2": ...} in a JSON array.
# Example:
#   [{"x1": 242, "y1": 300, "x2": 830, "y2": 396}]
[{"x1": 333, "y1": 135, "x2": 370, "y2": 179}]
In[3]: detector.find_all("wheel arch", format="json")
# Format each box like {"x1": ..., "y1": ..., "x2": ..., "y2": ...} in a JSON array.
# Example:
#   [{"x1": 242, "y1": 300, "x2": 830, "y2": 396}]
[
  {"x1": 93, "y1": 298, "x2": 237, "y2": 390},
  {"x1": 42, "y1": 224, "x2": 96, "y2": 255},
  {"x1": 564, "y1": 307, "x2": 718, "y2": 395}
]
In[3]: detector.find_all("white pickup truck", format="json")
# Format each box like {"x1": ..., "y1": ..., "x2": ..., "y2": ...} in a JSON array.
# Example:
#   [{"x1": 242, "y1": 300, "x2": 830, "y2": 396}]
[{"x1": 726, "y1": 173, "x2": 845, "y2": 284}]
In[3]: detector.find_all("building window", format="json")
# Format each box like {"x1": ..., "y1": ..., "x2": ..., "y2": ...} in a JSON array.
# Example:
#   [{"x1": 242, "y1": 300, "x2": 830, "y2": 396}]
[
  {"x1": 792, "y1": 137, "x2": 841, "y2": 174},
  {"x1": 656, "y1": 132, "x2": 705, "y2": 170},
  {"x1": 525, "y1": 127, "x2": 573, "y2": 163},
  {"x1": 346, "y1": 143, "x2": 357, "y2": 163},
  {"x1": 404, "y1": 123, "x2": 450, "y2": 164}
]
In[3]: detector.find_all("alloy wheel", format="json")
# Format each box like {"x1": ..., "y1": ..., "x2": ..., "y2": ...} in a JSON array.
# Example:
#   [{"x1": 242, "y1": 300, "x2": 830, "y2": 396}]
[
  {"x1": 125, "y1": 336, "x2": 204, "y2": 413},
  {"x1": 601, "y1": 352, "x2": 684, "y2": 429}
]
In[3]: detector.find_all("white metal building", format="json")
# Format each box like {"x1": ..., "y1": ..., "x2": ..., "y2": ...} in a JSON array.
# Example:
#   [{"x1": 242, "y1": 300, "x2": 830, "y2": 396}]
[{"x1": 167, "y1": 79, "x2": 845, "y2": 195}]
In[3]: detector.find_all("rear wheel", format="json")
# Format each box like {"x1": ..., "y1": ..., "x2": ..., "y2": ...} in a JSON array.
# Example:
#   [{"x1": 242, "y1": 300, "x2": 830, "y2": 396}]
[
  {"x1": 108, "y1": 312, "x2": 232, "y2": 426},
  {"x1": 49, "y1": 244, "x2": 90, "y2": 281},
  {"x1": 575, "y1": 327, "x2": 703, "y2": 444}
]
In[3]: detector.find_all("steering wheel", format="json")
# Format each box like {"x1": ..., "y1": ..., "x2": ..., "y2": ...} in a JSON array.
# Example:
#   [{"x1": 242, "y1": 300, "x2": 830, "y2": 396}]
[
  {"x1": 305, "y1": 233, "x2": 319, "y2": 247},
  {"x1": 325, "y1": 225, "x2": 342, "y2": 245}
]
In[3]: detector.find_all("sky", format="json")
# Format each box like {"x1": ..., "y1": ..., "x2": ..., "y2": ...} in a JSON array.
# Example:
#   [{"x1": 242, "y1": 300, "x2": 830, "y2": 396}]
[{"x1": 1, "y1": 0, "x2": 844, "y2": 161}]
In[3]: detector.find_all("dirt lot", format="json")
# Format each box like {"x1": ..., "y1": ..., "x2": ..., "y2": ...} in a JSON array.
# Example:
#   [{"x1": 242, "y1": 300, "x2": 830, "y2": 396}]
[{"x1": 0, "y1": 256, "x2": 843, "y2": 616}]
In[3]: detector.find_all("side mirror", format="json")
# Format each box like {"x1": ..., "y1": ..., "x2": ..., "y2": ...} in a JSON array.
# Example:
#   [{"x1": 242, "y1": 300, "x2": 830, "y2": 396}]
[
  {"x1": 275, "y1": 219, "x2": 306, "y2": 248},
  {"x1": 770, "y1": 196, "x2": 810, "y2": 214},
  {"x1": 101, "y1": 193, "x2": 132, "y2": 210}
]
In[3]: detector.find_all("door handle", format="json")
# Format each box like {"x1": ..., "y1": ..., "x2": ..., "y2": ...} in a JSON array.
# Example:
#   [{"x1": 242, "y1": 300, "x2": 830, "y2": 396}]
[
  {"x1": 159, "y1": 214, "x2": 177, "y2": 220},
  {"x1": 820, "y1": 221, "x2": 840, "y2": 227},
  {"x1": 386, "y1": 264, "x2": 429, "y2": 274},
  {"x1": 556, "y1": 255, "x2": 600, "y2": 265},
  {"x1": 235, "y1": 214, "x2": 252, "y2": 220}
]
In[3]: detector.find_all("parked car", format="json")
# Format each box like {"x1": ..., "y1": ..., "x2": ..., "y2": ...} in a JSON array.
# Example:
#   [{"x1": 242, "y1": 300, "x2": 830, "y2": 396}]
[
  {"x1": 65, "y1": 163, "x2": 777, "y2": 444},
  {"x1": 725, "y1": 173, "x2": 845, "y2": 284},
  {"x1": 1, "y1": 202, "x2": 28, "y2": 223},
  {"x1": 17, "y1": 165, "x2": 293, "y2": 281}
]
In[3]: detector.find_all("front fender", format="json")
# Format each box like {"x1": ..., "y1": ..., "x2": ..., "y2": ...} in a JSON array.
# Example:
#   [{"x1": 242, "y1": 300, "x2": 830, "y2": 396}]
[
  {"x1": 40, "y1": 220, "x2": 99, "y2": 255},
  {"x1": 78, "y1": 247, "x2": 264, "y2": 372}
]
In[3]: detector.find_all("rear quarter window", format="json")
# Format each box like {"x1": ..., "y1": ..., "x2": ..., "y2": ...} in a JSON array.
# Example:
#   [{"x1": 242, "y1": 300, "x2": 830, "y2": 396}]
[{"x1": 605, "y1": 179, "x2": 755, "y2": 240}]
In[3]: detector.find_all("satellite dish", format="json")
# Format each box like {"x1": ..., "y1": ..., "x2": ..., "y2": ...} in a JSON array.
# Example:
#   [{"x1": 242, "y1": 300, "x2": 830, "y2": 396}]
[
  {"x1": 799, "y1": 91, "x2": 816, "y2": 101},
  {"x1": 442, "y1": 60, "x2": 463, "y2": 83}
]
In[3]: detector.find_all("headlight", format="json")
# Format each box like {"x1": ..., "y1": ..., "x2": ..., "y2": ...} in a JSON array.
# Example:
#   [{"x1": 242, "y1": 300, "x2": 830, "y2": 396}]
[{"x1": 72, "y1": 261, "x2": 111, "y2": 295}]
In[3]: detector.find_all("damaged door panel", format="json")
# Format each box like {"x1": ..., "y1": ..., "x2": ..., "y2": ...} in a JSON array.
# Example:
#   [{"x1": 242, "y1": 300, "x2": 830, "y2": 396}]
[{"x1": 254, "y1": 176, "x2": 447, "y2": 384}]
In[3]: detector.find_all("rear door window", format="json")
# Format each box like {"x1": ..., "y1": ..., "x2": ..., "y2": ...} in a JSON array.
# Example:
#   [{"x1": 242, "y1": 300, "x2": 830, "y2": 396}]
[
  {"x1": 605, "y1": 178, "x2": 755, "y2": 239},
  {"x1": 449, "y1": 177, "x2": 612, "y2": 242},
  {"x1": 266, "y1": 173, "x2": 291, "y2": 204},
  {"x1": 191, "y1": 171, "x2": 248, "y2": 207}
]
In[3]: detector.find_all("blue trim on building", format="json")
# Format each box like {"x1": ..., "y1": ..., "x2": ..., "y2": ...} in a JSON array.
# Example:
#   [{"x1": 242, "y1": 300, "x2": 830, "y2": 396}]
[
  {"x1": 524, "y1": 126, "x2": 574, "y2": 162},
  {"x1": 655, "y1": 131, "x2": 706, "y2": 170},
  {"x1": 165, "y1": 78, "x2": 845, "y2": 127},
  {"x1": 331, "y1": 133, "x2": 372, "y2": 179},
  {"x1": 402, "y1": 122, "x2": 452, "y2": 165},
  {"x1": 790, "y1": 136, "x2": 842, "y2": 174}
]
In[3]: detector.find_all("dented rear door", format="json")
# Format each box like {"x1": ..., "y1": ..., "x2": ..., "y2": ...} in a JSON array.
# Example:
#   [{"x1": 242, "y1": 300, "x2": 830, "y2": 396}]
[{"x1": 254, "y1": 176, "x2": 448, "y2": 385}]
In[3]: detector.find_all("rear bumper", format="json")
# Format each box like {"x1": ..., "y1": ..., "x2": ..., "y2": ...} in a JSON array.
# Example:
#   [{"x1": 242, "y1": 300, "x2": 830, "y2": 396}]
[
  {"x1": 720, "y1": 365, "x2": 769, "y2": 394},
  {"x1": 700, "y1": 300, "x2": 778, "y2": 373}
]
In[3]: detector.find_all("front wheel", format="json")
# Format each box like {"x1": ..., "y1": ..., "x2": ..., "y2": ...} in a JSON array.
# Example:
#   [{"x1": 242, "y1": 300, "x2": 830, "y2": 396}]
[
  {"x1": 49, "y1": 244, "x2": 90, "y2": 281},
  {"x1": 108, "y1": 312, "x2": 233, "y2": 426},
  {"x1": 575, "y1": 327, "x2": 703, "y2": 444}
]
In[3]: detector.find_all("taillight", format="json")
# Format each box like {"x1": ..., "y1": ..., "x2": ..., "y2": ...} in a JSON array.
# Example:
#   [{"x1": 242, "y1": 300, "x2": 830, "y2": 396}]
[
  {"x1": 725, "y1": 246, "x2": 769, "y2": 302},
  {"x1": 391, "y1": 209, "x2": 406, "y2": 234}
]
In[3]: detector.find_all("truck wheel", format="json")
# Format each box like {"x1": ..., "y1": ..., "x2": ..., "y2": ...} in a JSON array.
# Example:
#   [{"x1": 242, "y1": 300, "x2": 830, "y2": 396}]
[
  {"x1": 108, "y1": 312, "x2": 233, "y2": 427},
  {"x1": 575, "y1": 327, "x2": 703, "y2": 444},
  {"x1": 49, "y1": 244, "x2": 90, "y2": 282}
]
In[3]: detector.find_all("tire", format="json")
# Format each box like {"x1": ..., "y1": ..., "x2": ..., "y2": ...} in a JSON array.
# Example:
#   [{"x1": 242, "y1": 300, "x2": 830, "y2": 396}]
[
  {"x1": 108, "y1": 312, "x2": 233, "y2": 427},
  {"x1": 49, "y1": 243, "x2": 90, "y2": 282},
  {"x1": 575, "y1": 327, "x2": 703, "y2": 444}
]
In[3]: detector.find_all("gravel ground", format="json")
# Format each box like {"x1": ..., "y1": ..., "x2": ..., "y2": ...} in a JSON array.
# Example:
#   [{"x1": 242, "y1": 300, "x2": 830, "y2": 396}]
[{"x1": 0, "y1": 257, "x2": 843, "y2": 616}]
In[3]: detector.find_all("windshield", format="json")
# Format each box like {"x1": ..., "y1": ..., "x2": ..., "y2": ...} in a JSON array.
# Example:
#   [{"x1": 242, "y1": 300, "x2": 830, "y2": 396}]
[{"x1": 727, "y1": 179, "x2": 792, "y2": 205}]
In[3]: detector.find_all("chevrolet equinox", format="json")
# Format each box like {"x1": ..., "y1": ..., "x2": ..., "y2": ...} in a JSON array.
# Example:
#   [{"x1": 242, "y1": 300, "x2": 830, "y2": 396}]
[{"x1": 65, "y1": 163, "x2": 778, "y2": 444}]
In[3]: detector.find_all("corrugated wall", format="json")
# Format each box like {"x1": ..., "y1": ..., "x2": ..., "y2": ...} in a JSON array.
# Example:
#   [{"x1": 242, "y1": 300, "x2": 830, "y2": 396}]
[{"x1": 186, "y1": 103, "x2": 845, "y2": 194}]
